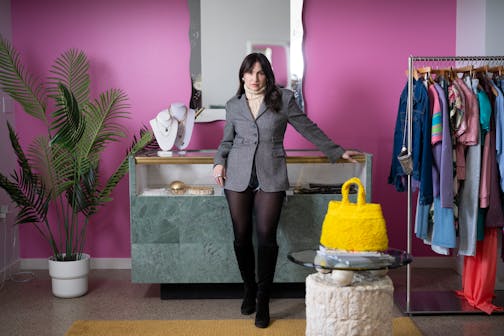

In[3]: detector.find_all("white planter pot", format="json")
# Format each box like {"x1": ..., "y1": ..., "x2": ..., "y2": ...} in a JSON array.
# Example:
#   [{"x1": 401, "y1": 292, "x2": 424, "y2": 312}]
[{"x1": 48, "y1": 253, "x2": 90, "y2": 298}]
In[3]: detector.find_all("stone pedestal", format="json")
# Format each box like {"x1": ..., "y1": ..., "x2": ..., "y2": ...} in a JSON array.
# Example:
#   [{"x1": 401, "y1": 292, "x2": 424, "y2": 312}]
[{"x1": 305, "y1": 272, "x2": 394, "y2": 336}]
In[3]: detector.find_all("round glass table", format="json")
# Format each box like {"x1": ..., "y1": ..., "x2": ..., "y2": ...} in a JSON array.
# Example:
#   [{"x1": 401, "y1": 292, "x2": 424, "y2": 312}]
[{"x1": 288, "y1": 248, "x2": 413, "y2": 271}]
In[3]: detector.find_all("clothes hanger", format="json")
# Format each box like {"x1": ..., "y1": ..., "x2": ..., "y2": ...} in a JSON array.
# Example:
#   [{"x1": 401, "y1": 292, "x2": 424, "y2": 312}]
[
  {"x1": 430, "y1": 68, "x2": 448, "y2": 77},
  {"x1": 453, "y1": 64, "x2": 474, "y2": 76},
  {"x1": 415, "y1": 66, "x2": 435, "y2": 86},
  {"x1": 488, "y1": 65, "x2": 504, "y2": 77},
  {"x1": 404, "y1": 68, "x2": 419, "y2": 80},
  {"x1": 470, "y1": 64, "x2": 500, "y2": 96},
  {"x1": 477, "y1": 65, "x2": 500, "y2": 96},
  {"x1": 416, "y1": 66, "x2": 432, "y2": 75},
  {"x1": 404, "y1": 66, "x2": 431, "y2": 81},
  {"x1": 430, "y1": 68, "x2": 453, "y2": 84},
  {"x1": 474, "y1": 64, "x2": 489, "y2": 74}
]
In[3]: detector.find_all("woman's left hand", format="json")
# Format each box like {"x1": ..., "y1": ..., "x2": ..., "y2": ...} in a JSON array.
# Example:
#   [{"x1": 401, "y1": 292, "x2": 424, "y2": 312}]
[
  {"x1": 213, "y1": 164, "x2": 226, "y2": 187},
  {"x1": 341, "y1": 150, "x2": 362, "y2": 163}
]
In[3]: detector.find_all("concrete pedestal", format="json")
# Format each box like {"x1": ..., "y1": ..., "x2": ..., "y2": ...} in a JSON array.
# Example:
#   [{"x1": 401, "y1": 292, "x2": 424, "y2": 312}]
[{"x1": 305, "y1": 272, "x2": 394, "y2": 336}]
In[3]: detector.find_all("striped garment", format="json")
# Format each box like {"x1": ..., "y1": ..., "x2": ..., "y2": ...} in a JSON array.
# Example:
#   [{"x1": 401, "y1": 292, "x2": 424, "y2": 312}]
[{"x1": 429, "y1": 84, "x2": 443, "y2": 144}]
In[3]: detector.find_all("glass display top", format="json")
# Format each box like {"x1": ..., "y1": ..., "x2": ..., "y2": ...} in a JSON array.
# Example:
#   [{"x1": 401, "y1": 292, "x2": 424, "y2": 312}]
[
  {"x1": 134, "y1": 149, "x2": 368, "y2": 164},
  {"x1": 138, "y1": 148, "x2": 347, "y2": 156},
  {"x1": 288, "y1": 248, "x2": 412, "y2": 271}
]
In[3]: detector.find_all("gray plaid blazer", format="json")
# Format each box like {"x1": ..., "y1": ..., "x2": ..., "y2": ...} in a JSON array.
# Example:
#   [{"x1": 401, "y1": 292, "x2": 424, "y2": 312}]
[{"x1": 214, "y1": 88, "x2": 344, "y2": 192}]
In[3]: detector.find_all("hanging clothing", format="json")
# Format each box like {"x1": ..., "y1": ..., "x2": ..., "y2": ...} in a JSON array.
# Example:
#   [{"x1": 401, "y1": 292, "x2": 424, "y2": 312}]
[
  {"x1": 431, "y1": 83, "x2": 456, "y2": 250},
  {"x1": 494, "y1": 80, "x2": 504, "y2": 192},
  {"x1": 389, "y1": 79, "x2": 433, "y2": 205},
  {"x1": 456, "y1": 78, "x2": 481, "y2": 257},
  {"x1": 414, "y1": 82, "x2": 456, "y2": 252},
  {"x1": 484, "y1": 83, "x2": 504, "y2": 229},
  {"x1": 484, "y1": 115, "x2": 504, "y2": 229},
  {"x1": 393, "y1": 58, "x2": 504, "y2": 316},
  {"x1": 433, "y1": 82, "x2": 455, "y2": 208},
  {"x1": 456, "y1": 227, "x2": 503, "y2": 314},
  {"x1": 476, "y1": 89, "x2": 492, "y2": 242},
  {"x1": 478, "y1": 90, "x2": 492, "y2": 209}
]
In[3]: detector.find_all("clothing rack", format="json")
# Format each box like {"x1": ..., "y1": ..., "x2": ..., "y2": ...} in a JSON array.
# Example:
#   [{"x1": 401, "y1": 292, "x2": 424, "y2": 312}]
[{"x1": 401, "y1": 55, "x2": 504, "y2": 315}]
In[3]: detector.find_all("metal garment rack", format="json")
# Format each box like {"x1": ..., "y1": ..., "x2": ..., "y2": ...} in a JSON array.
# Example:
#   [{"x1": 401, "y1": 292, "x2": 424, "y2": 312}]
[{"x1": 399, "y1": 55, "x2": 504, "y2": 315}]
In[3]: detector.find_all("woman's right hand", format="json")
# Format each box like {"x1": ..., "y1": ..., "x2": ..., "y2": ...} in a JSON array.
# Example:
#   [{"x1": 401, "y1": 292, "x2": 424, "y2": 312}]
[
  {"x1": 341, "y1": 150, "x2": 362, "y2": 163},
  {"x1": 213, "y1": 164, "x2": 226, "y2": 187}
]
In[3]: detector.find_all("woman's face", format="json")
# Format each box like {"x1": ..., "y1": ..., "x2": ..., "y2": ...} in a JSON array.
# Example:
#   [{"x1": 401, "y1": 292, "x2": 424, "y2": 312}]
[{"x1": 243, "y1": 61, "x2": 266, "y2": 91}]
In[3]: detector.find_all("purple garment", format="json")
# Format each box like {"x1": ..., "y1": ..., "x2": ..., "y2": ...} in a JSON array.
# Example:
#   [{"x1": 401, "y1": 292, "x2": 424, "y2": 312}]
[{"x1": 433, "y1": 83, "x2": 454, "y2": 208}]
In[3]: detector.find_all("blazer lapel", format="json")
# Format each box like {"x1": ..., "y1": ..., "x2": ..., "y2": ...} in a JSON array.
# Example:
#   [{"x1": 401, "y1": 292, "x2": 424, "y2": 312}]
[
  {"x1": 255, "y1": 103, "x2": 268, "y2": 119},
  {"x1": 238, "y1": 95, "x2": 255, "y2": 121}
]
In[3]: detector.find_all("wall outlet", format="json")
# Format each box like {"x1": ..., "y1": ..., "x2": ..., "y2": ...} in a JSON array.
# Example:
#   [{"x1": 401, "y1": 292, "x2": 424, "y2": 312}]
[
  {"x1": 2, "y1": 95, "x2": 14, "y2": 114},
  {"x1": 0, "y1": 204, "x2": 9, "y2": 219}
]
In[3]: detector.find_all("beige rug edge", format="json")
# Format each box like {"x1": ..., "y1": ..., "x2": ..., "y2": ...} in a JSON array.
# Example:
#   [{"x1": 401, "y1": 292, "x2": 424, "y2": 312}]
[{"x1": 66, "y1": 317, "x2": 421, "y2": 336}]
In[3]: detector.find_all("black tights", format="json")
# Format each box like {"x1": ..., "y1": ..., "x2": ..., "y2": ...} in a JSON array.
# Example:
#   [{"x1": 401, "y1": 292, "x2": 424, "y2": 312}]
[{"x1": 225, "y1": 188, "x2": 285, "y2": 247}]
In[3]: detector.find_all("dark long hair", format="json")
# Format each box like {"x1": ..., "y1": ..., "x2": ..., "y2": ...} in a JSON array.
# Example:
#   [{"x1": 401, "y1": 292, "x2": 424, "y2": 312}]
[{"x1": 237, "y1": 53, "x2": 282, "y2": 112}]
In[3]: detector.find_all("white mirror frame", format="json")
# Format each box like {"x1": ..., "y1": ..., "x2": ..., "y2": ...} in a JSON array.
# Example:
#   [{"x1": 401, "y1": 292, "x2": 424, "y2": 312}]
[{"x1": 190, "y1": 0, "x2": 304, "y2": 123}]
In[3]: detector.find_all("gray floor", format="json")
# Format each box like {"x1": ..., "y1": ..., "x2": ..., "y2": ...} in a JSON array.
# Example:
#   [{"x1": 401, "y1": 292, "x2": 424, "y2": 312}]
[{"x1": 0, "y1": 267, "x2": 503, "y2": 336}]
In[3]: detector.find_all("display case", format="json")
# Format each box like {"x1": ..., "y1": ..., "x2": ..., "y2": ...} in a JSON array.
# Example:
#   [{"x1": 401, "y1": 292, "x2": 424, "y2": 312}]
[{"x1": 129, "y1": 149, "x2": 372, "y2": 285}]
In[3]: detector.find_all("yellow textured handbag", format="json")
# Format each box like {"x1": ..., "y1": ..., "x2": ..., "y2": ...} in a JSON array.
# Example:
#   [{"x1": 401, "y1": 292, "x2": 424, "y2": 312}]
[{"x1": 319, "y1": 177, "x2": 388, "y2": 252}]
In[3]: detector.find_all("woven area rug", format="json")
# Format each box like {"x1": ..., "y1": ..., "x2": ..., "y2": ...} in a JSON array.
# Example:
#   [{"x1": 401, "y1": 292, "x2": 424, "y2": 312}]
[{"x1": 65, "y1": 317, "x2": 422, "y2": 336}]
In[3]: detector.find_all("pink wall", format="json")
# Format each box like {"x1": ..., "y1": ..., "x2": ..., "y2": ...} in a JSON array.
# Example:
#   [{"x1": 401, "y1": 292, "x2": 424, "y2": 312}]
[
  {"x1": 11, "y1": 0, "x2": 456, "y2": 258},
  {"x1": 301, "y1": 0, "x2": 456, "y2": 256},
  {"x1": 254, "y1": 44, "x2": 288, "y2": 88},
  {"x1": 11, "y1": 0, "x2": 196, "y2": 258}
]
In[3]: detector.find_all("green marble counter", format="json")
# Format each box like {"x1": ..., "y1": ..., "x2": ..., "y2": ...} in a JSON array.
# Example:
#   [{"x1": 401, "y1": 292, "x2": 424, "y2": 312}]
[{"x1": 129, "y1": 151, "x2": 372, "y2": 284}]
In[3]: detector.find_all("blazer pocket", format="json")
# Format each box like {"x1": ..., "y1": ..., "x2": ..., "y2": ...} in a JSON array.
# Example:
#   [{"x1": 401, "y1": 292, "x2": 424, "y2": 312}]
[{"x1": 232, "y1": 137, "x2": 246, "y2": 146}]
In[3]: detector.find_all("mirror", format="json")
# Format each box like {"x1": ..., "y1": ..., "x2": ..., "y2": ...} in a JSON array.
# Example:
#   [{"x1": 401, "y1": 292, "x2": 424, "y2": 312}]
[{"x1": 188, "y1": 0, "x2": 305, "y2": 122}]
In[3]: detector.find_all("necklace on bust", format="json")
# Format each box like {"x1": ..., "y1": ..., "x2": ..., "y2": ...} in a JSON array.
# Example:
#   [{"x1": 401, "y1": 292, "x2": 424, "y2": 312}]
[
  {"x1": 150, "y1": 109, "x2": 178, "y2": 152},
  {"x1": 156, "y1": 111, "x2": 175, "y2": 136},
  {"x1": 149, "y1": 103, "x2": 196, "y2": 154}
]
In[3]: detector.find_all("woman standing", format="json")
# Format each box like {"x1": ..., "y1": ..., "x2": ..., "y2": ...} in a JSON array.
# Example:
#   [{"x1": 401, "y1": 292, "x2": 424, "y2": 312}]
[{"x1": 213, "y1": 53, "x2": 361, "y2": 328}]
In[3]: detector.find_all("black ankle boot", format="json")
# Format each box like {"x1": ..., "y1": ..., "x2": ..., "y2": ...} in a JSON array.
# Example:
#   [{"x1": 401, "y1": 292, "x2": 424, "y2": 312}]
[
  {"x1": 255, "y1": 295, "x2": 270, "y2": 328},
  {"x1": 233, "y1": 242, "x2": 257, "y2": 315},
  {"x1": 241, "y1": 282, "x2": 257, "y2": 315},
  {"x1": 254, "y1": 244, "x2": 278, "y2": 328}
]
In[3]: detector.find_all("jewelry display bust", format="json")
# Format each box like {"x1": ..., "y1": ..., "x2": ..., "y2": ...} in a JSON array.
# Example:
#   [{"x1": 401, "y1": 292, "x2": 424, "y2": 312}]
[
  {"x1": 172, "y1": 103, "x2": 195, "y2": 151},
  {"x1": 150, "y1": 103, "x2": 195, "y2": 156}
]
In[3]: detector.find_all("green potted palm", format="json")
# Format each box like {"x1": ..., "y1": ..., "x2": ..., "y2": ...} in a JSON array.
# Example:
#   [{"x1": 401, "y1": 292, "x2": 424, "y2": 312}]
[{"x1": 0, "y1": 35, "x2": 152, "y2": 297}]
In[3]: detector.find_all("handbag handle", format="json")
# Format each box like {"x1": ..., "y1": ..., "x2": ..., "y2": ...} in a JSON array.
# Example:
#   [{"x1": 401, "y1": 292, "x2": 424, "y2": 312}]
[{"x1": 341, "y1": 177, "x2": 366, "y2": 205}]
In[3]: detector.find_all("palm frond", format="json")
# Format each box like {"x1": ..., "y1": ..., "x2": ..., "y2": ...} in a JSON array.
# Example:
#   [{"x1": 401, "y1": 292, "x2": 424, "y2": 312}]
[
  {"x1": 89, "y1": 128, "x2": 153, "y2": 216},
  {"x1": 0, "y1": 168, "x2": 50, "y2": 227},
  {"x1": 79, "y1": 88, "x2": 129, "y2": 159},
  {"x1": 69, "y1": 164, "x2": 99, "y2": 217},
  {"x1": 0, "y1": 34, "x2": 47, "y2": 121},
  {"x1": 14, "y1": 171, "x2": 51, "y2": 225},
  {"x1": 0, "y1": 173, "x2": 30, "y2": 208},
  {"x1": 0, "y1": 122, "x2": 51, "y2": 224},
  {"x1": 48, "y1": 48, "x2": 89, "y2": 107},
  {"x1": 6, "y1": 121, "x2": 33, "y2": 181},
  {"x1": 28, "y1": 135, "x2": 75, "y2": 198},
  {"x1": 50, "y1": 83, "x2": 86, "y2": 148}
]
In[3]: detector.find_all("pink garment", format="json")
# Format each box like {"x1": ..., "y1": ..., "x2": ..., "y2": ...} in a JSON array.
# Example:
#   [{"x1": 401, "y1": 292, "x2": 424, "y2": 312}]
[
  {"x1": 456, "y1": 228, "x2": 503, "y2": 314},
  {"x1": 455, "y1": 77, "x2": 480, "y2": 146},
  {"x1": 454, "y1": 78, "x2": 480, "y2": 182}
]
